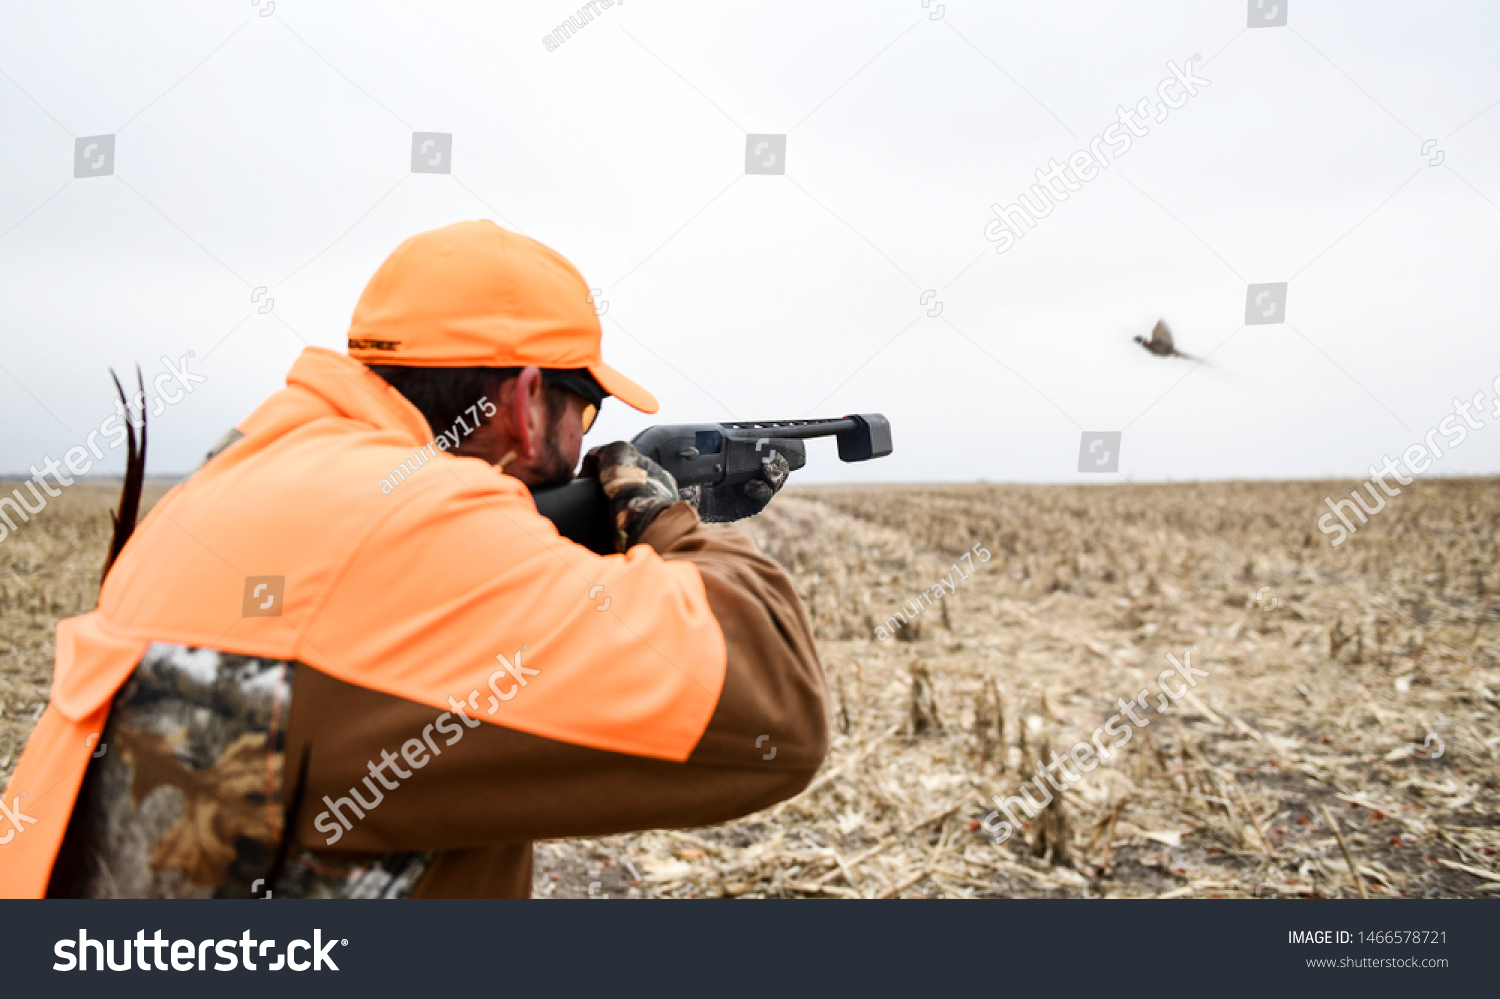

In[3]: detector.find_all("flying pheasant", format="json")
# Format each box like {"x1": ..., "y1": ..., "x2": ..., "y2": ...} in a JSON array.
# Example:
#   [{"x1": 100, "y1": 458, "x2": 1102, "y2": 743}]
[{"x1": 1134, "y1": 320, "x2": 1196, "y2": 360}]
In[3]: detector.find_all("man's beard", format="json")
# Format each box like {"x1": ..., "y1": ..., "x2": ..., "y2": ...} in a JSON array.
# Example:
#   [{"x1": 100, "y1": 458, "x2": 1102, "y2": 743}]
[
  {"x1": 517, "y1": 388, "x2": 579, "y2": 491},
  {"x1": 529, "y1": 437, "x2": 575, "y2": 491}
]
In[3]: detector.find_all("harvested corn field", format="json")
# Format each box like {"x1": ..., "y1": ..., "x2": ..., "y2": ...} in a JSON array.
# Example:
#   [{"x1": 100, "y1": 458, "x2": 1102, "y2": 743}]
[
  {"x1": 0, "y1": 480, "x2": 174, "y2": 782},
  {"x1": 4, "y1": 478, "x2": 1498, "y2": 898},
  {"x1": 533, "y1": 479, "x2": 1500, "y2": 898}
]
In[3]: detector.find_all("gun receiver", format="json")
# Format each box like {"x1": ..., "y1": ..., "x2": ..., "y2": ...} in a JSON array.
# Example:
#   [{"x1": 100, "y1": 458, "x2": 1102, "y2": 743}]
[{"x1": 532, "y1": 414, "x2": 892, "y2": 555}]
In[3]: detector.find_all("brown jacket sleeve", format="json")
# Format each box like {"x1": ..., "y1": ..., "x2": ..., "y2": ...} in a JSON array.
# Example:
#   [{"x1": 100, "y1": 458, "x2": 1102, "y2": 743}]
[{"x1": 282, "y1": 502, "x2": 827, "y2": 864}]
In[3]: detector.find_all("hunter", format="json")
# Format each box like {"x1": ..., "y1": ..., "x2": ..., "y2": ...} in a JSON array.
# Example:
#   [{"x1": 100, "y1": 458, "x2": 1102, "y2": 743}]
[{"x1": 2, "y1": 220, "x2": 827, "y2": 898}]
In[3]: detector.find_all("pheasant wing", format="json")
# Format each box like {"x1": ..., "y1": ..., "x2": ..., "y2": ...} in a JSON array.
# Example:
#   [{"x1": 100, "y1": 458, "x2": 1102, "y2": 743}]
[{"x1": 1150, "y1": 320, "x2": 1174, "y2": 351}]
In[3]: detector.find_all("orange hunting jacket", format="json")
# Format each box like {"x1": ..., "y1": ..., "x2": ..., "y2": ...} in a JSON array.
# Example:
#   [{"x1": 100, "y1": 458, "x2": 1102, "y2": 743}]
[{"x1": 0, "y1": 347, "x2": 827, "y2": 897}]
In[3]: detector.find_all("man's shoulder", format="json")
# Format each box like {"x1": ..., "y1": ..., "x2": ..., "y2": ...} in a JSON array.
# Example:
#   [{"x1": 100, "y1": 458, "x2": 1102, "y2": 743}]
[
  {"x1": 130, "y1": 423, "x2": 539, "y2": 582},
  {"x1": 199, "y1": 420, "x2": 528, "y2": 510}
]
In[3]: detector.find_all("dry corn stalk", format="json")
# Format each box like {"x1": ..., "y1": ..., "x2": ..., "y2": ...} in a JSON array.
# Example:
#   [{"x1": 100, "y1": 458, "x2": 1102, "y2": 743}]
[
  {"x1": 908, "y1": 659, "x2": 942, "y2": 736},
  {"x1": 974, "y1": 676, "x2": 1004, "y2": 768},
  {"x1": 1027, "y1": 737, "x2": 1070, "y2": 866}
]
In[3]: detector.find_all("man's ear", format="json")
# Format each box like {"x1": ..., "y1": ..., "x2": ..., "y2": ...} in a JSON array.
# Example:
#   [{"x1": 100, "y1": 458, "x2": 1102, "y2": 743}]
[{"x1": 509, "y1": 366, "x2": 544, "y2": 459}]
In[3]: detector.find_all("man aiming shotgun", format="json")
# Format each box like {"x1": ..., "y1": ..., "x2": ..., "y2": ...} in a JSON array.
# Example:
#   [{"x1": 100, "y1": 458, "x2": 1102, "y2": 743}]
[{"x1": 0, "y1": 220, "x2": 891, "y2": 899}]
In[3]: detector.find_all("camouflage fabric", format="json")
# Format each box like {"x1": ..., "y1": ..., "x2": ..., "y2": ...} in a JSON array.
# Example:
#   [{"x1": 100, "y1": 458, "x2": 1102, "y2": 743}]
[
  {"x1": 272, "y1": 850, "x2": 430, "y2": 899},
  {"x1": 51, "y1": 644, "x2": 296, "y2": 898},
  {"x1": 199, "y1": 427, "x2": 245, "y2": 469},
  {"x1": 582, "y1": 441, "x2": 680, "y2": 552},
  {"x1": 49, "y1": 643, "x2": 430, "y2": 899},
  {"x1": 680, "y1": 449, "x2": 791, "y2": 523}
]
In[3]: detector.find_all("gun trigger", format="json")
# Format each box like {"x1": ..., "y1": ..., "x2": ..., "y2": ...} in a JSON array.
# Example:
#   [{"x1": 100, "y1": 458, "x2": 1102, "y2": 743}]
[{"x1": 678, "y1": 447, "x2": 700, "y2": 459}]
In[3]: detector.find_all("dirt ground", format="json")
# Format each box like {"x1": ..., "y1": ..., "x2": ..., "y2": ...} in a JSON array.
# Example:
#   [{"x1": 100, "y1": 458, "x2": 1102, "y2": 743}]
[{"x1": 5, "y1": 477, "x2": 1498, "y2": 898}]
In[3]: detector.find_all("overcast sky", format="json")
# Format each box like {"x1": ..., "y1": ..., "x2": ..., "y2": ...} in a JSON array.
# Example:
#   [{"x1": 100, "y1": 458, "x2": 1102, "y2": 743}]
[{"x1": 2, "y1": 1, "x2": 1498, "y2": 485}]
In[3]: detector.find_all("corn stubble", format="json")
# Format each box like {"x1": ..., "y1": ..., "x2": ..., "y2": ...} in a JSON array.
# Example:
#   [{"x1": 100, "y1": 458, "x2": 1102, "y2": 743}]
[
  {"x1": 543, "y1": 479, "x2": 1500, "y2": 898},
  {"x1": 4, "y1": 479, "x2": 1498, "y2": 898}
]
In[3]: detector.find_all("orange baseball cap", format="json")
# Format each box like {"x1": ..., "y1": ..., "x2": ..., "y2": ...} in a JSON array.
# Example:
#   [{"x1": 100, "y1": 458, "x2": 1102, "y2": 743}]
[{"x1": 347, "y1": 220, "x2": 658, "y2": 413}]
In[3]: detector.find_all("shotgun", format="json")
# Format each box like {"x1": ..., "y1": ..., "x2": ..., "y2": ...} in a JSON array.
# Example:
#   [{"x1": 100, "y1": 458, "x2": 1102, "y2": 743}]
[{"x1": 532, "y1": 414, "x2": 893, "y2": 554}]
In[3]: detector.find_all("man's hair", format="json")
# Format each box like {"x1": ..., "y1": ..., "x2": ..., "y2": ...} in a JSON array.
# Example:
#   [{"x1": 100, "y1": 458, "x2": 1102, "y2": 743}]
[
  {"x1": 366, "y1": 366, "x2": 519, "y2": 437},
  {"x1": 366, "y1": 366, "x2": 601, "y2": 438}
]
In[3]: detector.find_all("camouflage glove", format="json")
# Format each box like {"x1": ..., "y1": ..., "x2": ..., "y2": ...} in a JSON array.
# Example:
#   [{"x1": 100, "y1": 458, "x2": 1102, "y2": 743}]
[
  {"x1": 581, "y1": 442, "x2": 680, "y2": 553},
  {"x1": 680, "y1": 449, "x2": 791, "y2": 523}
]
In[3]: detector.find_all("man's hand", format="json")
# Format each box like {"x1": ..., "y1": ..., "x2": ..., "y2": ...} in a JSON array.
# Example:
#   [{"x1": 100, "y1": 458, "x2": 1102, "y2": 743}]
[
  {"x1": 681, "y1": 450, "x2": 791, "y2": 523},
  {"x1": 580, "y1": 442, "x2": 680, "y2": 552}
]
